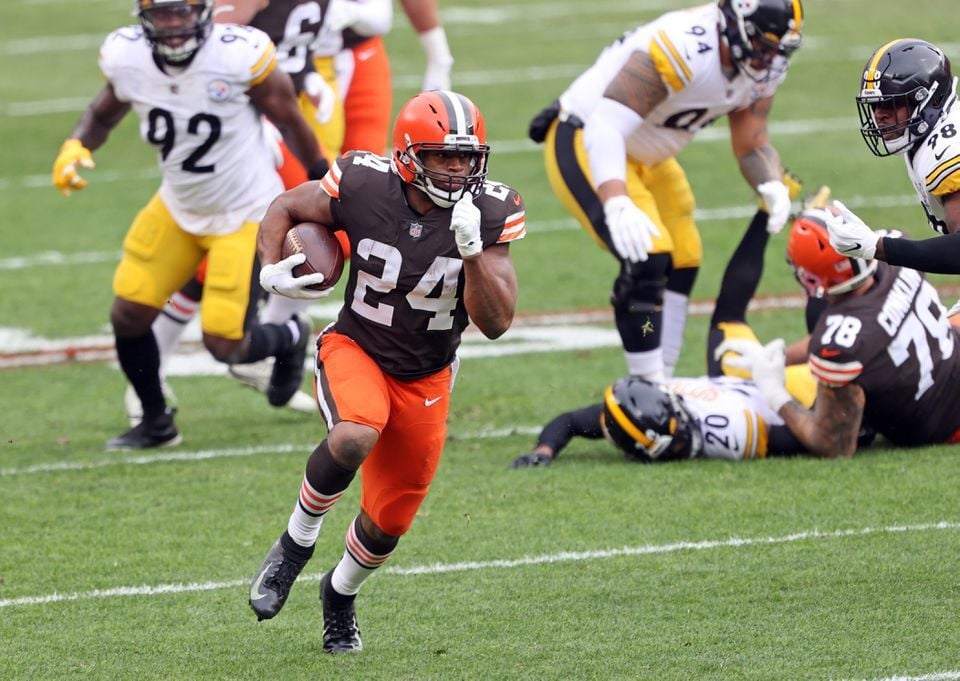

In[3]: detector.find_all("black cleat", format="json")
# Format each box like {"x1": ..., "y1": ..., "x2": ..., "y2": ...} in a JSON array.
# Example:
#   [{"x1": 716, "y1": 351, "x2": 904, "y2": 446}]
[
  {"x1": 320, "y1": 571, "x2": 363, "y2": 653},
  {"x1": 249, "y1": 534, "x2": 314, "y2": 621},
  {"x1": 267, "y1": 315, "x2": 312, "y2": 407},
  {"x1": 105, "y1": 409, "x2": 181, "y2": 450}
]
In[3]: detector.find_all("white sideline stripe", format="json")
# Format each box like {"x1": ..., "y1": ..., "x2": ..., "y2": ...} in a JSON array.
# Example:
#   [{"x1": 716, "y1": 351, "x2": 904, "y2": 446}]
[
  {"x1": 865, "y1": 674, "x2": 960, "y2": 681},
  {"x1": 0, "y1": 427, "x2": 541, "y2": 477},
  {"x1": 1, "y1": 521, "x2": 957, "y2": 609}
]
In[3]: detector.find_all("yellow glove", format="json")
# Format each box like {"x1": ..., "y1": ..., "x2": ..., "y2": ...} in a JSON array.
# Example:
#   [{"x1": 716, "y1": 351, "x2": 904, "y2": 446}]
[{"x1": 52, "y1": 139, "x2": 95, "y2": 196}]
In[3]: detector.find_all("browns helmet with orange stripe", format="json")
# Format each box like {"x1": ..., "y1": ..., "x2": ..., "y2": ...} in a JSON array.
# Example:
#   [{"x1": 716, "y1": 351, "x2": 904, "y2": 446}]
[
  {"x1": 137, "y1": 0, "x2": 213, "y2": 64},
  {"x1": 856, "y1": 39, "x2": 955, "y2": 157},
  {"x1": 786, "y1": 206, "x2": 877, "y2": 299},
  {"x1": 718, "y1": 0, "x2": 803, "y2": 83},
  {"x1": 600, "y1": 377, "x2": 702, "y2": 463},
  {"x1": 392, "y1": 90, "x2": 490, "y2": 208}
]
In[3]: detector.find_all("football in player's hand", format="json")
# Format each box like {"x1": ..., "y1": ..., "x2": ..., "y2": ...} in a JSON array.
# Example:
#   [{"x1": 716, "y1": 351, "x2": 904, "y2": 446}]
[{"x1": 280, "y1": 223, "x2": 344, "y2": 291}]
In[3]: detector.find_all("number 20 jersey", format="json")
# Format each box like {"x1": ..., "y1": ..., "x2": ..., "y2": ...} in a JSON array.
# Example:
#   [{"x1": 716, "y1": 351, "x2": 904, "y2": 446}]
[
  {"x1": 98, "y1": 24, "x2": 283, "y2": 235},
  {"x1": 807, "y1": 262, "x2": 960, "y2": 445},
  {"x1": 322, "y1": 152, "x2": 526, "y2": 380},
  {"x1": 558, "y1": 3, "x2": 788, "y2": 167}
]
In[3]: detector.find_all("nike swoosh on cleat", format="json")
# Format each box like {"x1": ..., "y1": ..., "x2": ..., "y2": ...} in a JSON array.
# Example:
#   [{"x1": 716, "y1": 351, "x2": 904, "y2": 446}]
[
  {"x1": 424, "y1": 396, "x2": 442, "y2": 407},
  {"x1": 250, "y1": 562, "x2": 272, "y2": 601}
]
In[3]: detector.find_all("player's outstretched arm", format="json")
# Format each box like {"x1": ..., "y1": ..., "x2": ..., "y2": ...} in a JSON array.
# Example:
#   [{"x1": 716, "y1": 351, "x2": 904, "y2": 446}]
[{"x1": 777, "y1": 382, "x2": 865, "y2": 458}]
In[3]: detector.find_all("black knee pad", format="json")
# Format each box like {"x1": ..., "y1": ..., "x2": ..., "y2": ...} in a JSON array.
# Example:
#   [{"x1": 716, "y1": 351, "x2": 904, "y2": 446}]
[{"x1": 610, "y1": 254, "x2": 672, "y2": 313}]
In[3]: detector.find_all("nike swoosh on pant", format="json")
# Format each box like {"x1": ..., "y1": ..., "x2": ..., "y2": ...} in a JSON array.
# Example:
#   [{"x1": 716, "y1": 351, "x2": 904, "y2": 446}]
[{"x1": 424, "y1": 397, "x2": 442, "y2": 407}]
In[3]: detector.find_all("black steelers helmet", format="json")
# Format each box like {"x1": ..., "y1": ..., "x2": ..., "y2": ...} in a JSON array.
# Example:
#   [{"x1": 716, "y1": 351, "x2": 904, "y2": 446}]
[
  {"x1": 718, "y1": 0, "x2": 804, "y2": 82},
  {"x1": 601, "y1": 377, "x2": 702, "y2": 463},
  {"x1": 857, "y1": 39, "x2": 955, "y2": 157},
  {"x1": 137, "y1": 0, "x2": 214, "y2": 64}
]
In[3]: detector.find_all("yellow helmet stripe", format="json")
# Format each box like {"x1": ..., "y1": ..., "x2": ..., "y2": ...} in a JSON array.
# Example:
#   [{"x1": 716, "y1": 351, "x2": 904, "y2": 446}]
[
  {"x1": 791, "y1": 0, "x2": 803, "y2": 26},
  {"x1": 865, "y1": 39, "x2": 906, "y2": 86},
  {"x1": 755, "y1": 414, "x2": 768, "y2": 459},
  {"x1": 603, "y1": 386, "x2": 655, "y2": 449}
]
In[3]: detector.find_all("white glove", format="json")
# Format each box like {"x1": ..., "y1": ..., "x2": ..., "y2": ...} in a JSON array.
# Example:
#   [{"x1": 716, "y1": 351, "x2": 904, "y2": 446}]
[
  {"x1": 947, "y1": 298, "x2": 960, "y2": 320},
  {"x1": 716, "y1": 338, "x2": 791, "y2": 412},
  {"x1": 259, "y1": 253, "x2": 333, "y2": 300},
  {"x1": 603, "y1": 195, "x2": 660, "y2": 263},
  {"x1": 324, "y1": 0, "x2": 360, "y2": 32},
  {"x1": 757, "y1": 180, "x2": 791, "y2": 234},
  {"x1": 423, "y1": 58, "x2": 453, "y2": 92},
  {"x1": 825, "y1": 199, "x2": 879, "y2": 260},
  {"x1": 303, "y1": 72, "x2": 336, "y2": 125},
  {"x1": 450, "y1": 194, "x2": 483, "y2": 259}
]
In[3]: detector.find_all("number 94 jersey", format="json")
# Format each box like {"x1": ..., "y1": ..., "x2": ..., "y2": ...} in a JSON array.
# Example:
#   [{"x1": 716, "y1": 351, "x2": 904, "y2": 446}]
[
  {"x1": 98, "y1": 24, "x2": 283, "y2": 235},
  {"x1": 323, "y1": 151, "x2": 526, "y2": 380},
  {"x1": 807, "y1": 262, "x2": 960, "y2": 445}
]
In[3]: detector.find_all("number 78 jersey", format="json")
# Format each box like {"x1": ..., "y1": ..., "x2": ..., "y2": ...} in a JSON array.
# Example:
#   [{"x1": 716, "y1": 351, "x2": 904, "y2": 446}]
[
  {"x1": 807, "y1": 262, "x2": 960, "y2": 445},
  {"x1": 98, "y1": 23, "x2": 283, "y2": 235}
]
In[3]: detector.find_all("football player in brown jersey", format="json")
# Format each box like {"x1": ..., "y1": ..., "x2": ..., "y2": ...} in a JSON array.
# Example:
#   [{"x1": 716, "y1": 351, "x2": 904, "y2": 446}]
[
  {"x1": 720, "y1": 205, "x2": 960, "y2": 458},
  {"x1": 247, "y1": 91, "x2": 525, "y2": 653}
]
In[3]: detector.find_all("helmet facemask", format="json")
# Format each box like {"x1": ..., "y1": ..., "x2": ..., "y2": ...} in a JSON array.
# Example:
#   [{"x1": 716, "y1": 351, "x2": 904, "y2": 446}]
[
  {"x1": 398, "y1": 135, "x2": 490, "y2": 208},
  {"x1": 601, "y1": 379, "x2": 702, "y2": 463},
  {"x1": 719, "y1": 0, "x2": 802, "y2": 83},
  {"x1": 138, "y1": 0, "x2": 213, "y2": 65},
  {"x1": 857, "y1": 78, "x2": 955, "y2": 156}
]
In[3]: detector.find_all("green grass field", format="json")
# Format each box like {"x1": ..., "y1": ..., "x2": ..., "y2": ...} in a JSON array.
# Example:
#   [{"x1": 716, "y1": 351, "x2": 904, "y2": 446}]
[{"x1": 4, "y1": 0, "x2": 960, "y2": 678}]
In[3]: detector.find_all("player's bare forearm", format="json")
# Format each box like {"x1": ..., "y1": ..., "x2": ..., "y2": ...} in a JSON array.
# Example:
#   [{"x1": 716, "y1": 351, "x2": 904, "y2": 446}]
[
  {"x1": 730, "y1": 98, "x2": 781, "y2": 186},
  {"x1": 603, "y1": 51, "x2": 668, "y2": 117},
  {"x1": 777, "y1": 383, "x2": 865, "y2": 458},
  {"x1": 251, "y1": 70, "x2": 325, "y2": 168},
  {"x1": 258, "y1": 182, "x2": 334, "y2": 264},
  {"x1": 463, "y1": 245, "x2": 518, "y2": 339},
  {"x1": 71, "y1": 85, "x2": 130, "y2": 151},
  {"x1": 399, "y1": 0, "x2": 440, "y2": 32}
]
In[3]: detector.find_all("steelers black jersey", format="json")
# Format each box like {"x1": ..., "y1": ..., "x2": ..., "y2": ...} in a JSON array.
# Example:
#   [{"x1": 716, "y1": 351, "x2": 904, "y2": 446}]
[
  {"x1": 250, "y1": 0, "x2": 331, "y2": 91},
  {"x1": 807, "y1": 262, "x2": 960, "y2": 445},
  {"x1": 323, "y1": 151, "x2": 526, "y2": 380}
]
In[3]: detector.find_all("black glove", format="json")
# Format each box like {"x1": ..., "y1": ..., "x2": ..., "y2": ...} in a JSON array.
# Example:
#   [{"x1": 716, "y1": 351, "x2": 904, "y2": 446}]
[
  {"x1": 510, "y1": 451, "x2": 553, "y2": 468},
  {"x1": 528, "y1": 99, "x2": 561, "y2": 144},
  {"x1": 307, "y1": 157, "x2": 331, "y2": 181}
]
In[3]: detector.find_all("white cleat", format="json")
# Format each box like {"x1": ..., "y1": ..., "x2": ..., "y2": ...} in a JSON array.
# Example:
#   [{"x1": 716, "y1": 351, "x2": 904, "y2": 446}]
[{"x1": 228, "y1": 360, "x2": 315, "y2": 413}]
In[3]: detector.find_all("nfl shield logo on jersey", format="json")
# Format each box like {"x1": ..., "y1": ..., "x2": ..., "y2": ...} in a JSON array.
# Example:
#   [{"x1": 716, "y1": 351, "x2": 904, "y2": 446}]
[{"x1": 408, "y1": 221, "x2": 423, "y2": 238}]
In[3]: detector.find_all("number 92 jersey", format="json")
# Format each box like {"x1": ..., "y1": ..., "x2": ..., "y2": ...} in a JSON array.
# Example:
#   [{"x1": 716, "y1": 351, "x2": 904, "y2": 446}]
[
  {"x1": 905, "y1": 93, "x2": 960, "y2": 235},
  {"x1": 807, "y1": 261, "x2": 960, "y2": 445},
  {"x1": 320, "y1": 151, "x2": 526, "y2": 380},
  {"x1": 98, "y1": 24, "x2": 283, "y2": 235},
  {"x1": 558, "y1": 3, "x2": 788, "y2": 167}
]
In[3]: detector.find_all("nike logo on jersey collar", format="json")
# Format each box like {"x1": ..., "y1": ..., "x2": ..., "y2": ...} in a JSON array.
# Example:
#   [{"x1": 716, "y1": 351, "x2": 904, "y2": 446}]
[
  {"x1": 250, "y1": 562, "x2": 272, "y2": 601},
  {"x1": 424, "y1": 396, "x2": 443, "y2": 407}
]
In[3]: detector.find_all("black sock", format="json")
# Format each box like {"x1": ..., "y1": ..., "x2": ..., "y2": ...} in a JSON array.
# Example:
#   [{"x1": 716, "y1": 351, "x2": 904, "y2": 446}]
[
  {"x1": 241, "y1": 322, "x2": 294, "y2": 363},
  {"x1": 115, "y1": 332, "x2": 165, "y2": 419},
  {"x1": 280, "y1": 530, "x2": 315, "y2": 561}
]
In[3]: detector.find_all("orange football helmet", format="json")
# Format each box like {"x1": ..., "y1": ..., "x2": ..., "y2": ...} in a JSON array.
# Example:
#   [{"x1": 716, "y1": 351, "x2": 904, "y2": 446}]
[
  {"x1": 391, "y1": 90, "x2": 490, "y2": 208},
  {"x1": 787, "y1": 206, "x2": 877, "y2": 298}
]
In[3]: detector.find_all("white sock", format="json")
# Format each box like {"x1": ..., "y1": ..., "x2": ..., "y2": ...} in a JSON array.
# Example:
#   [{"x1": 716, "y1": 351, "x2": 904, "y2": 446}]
[
  {"x1": 330, "y1": 519, "x2": 395, "y2": 596},
  {"x1": 661, "y1": 290, "x2": 689, "y2": 379},
  {"x1": 260, "y1": 294, "x2": 311, "y2": 325},
  {"x1": 624, "y1": 348, "x2": 665, "y2": 383},
  {"x1": 286, "y1": 476, "x2": 345, "y2": 547},
  {"x1": 154, "y1": 292, "x2": 197, "y2": 368}
]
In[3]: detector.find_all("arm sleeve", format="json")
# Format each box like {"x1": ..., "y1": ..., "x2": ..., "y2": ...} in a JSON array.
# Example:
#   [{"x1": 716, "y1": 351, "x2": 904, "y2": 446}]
[
  {"x1": 881, "y1": 233, "x2": 960, "y2": 275},
  {"x1": 346, "y1": 0, "x2": 393, "y2": 37},
  {"x1": 582, "y1": 98, "x2": 643, "y2": 188},
  {"x1": 536, "y1": 403, "x2": 605, "y2": 459}
]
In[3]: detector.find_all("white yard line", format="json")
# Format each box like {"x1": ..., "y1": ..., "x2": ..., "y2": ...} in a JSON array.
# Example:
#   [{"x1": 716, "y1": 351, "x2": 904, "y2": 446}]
[{"x1": 1, "y1": 520, "x2": 957, "y2": 609}]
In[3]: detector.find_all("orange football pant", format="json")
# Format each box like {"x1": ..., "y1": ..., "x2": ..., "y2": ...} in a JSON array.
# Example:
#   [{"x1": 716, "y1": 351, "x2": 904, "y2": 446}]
[{"x1": 314, "y1": 330, "x2": 453, "y2": 536}]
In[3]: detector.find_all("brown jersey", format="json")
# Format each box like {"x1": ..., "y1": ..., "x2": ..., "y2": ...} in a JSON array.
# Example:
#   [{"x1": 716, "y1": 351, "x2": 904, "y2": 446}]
[
  {"x1": 322, "y1": 151, "x2": 526, "y2": 379},
  {"x1": 808, "y1": 262, "x2": 960, "y2": 445},
  {"x1": 250, "y1": 0, "x2": 331, "y2": 91}
]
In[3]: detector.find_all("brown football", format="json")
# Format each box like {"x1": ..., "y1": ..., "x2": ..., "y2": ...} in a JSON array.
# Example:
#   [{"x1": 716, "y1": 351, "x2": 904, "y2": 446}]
[{"x1": 280, "y1": 223, "x2": 345, "y2": 291}]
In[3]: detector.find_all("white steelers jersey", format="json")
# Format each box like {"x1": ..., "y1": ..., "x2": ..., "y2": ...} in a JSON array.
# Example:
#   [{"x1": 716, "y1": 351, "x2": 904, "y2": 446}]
[
  {"x1": 558, "y1": 3, "x2": 788, "y2": 167},
  {"x1": 665, "y1": 376, "x2": 783, "y2": 461},
  {"x1": 99, "y1": 23, "x2": 284, "y2": 235},
  {"x1": 905, "y1": 93, "x2": 960, "y2": 235}
]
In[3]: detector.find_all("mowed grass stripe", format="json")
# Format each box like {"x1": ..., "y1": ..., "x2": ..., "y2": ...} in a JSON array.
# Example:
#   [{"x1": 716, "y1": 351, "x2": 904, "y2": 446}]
[{"x1": 2, "y1": 521, "x2": 957, "y2": 609}]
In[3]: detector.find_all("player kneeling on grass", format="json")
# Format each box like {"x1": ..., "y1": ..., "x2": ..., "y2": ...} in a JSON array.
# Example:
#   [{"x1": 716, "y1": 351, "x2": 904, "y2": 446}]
[{"x1": 248, "y1": 91, "x2": 525, "y2": 653}]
